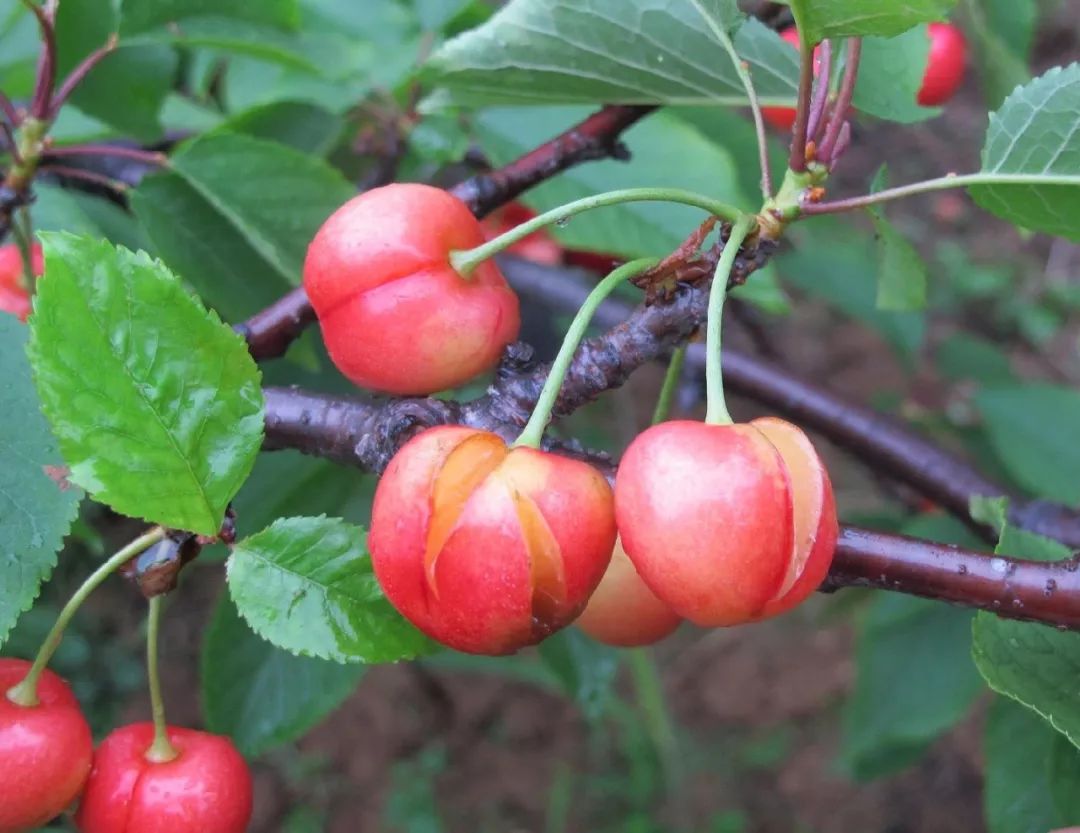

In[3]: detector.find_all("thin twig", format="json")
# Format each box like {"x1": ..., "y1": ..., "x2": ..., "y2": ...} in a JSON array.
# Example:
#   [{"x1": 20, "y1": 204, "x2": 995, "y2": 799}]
[
  {"x1": 804, "y1": 39, "x2": 833, "y2": 145},
  {"x1": 48, "y1": 34, "x2": 119, "y2": 117},
  {"x1": 24, "y1": 0, "x2": 58, "y2": 119},
  {"x1": 44, "y1": 144, "x2": 168, "y2": 167},
  {"x1": 37, "y1": 164, "x2": 128, "y2": 192},
  {"x1": 787, "y1": 33, "x2": 817, "y2": 172},
  {"x1": 0, "y1": 90, "x2": 19, "y2": 128},
  {"x1": 816, "y1": 38, "x2": 861, "y2": 164}
]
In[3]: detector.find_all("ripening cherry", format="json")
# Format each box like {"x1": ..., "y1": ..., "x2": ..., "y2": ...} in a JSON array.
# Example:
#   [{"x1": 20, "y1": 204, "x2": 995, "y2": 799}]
[
  {"x1": 0, "y1": 658, "x2": 93, "y2": 832},
  {"x1": 75, "y1": 723, "x2": 253, "y2": 833},
  {"x1": 576, "y1": 538, "x2": 682, "y2": 647},
  {"x1": 614, "y1": 417, "x2": 838, "y2": 626},
  {"x1": 369, "y1": 425, "x2": 617, "y2": 655},
  {"x1": 304, "y1": 183, "x2": 521, "y2": 396},
  {"x1": 0, "y1": 242, "x2": 44, "y2": 321},
  {"x1": 918, "y1": 22, "x2": 967, "y2": 106},
  {"x1": 481, "y1": 202, "x2": 563, "y2": 266}
]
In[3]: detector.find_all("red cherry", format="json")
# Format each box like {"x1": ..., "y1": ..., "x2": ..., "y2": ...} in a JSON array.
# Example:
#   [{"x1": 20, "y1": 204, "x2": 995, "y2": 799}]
[
  {"x1": 369, "y1": 426, "x2": 617, "y2": 655},
  {"x1": 918, "y1": 22, "x2": 967, "y2": 106},
  {"x1": 614, "y1": 418, "x2": 838, "y2": 626},
  {"x1": 761, "y1": 27, "x2": 811, "y2": 132},
  {"x1": 0, "y1": 243, "x2": 44, "y2": 321},
  {"x1": 481, "y1": 202, "x2": 563, "y2": 266},
  {"x1": 576, "y1": 537, "x2": 681, "y2": 647},
  {"x1": 0, "y1": 658, "x2": 93, "y2": 832},
  {"x1": 75, "y1": 723, "x2": 252, "y2": 833},
  {"x1": 304, "y1": 183, "x2": 521, "y2": 396}
]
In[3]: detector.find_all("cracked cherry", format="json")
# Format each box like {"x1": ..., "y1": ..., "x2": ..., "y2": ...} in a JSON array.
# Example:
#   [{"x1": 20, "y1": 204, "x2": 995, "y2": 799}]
[
  {"x1": 304, "y1": 183, "x2": 520, "y2": 396},
  {"x1": 75, "y1": 723, "x2": 252, "y2": 833},
  {"x1": 369, "y1": 426, "x2": 617, "y2": 655},
  {"x1": 0, "y1": 658, "x2": 93, "y2": 832},
  {"x1": 918, "y1": 22, "x2": 967, "y2": 106},
  {"x1": 614, "y1": 417, "x2": 838, "y2": 626},
  {"x1": 0, "y1": 243, "x2": 44, "y2": 321},
  {"x1": 576, "y1": 538, "x2": 681, "y2": 647}
]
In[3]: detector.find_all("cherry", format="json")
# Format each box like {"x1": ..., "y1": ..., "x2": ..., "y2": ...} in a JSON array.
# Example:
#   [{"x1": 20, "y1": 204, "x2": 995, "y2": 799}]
[
  {"x1": 576, "y1": 538, "x2": 681, "y2": 647},
  {"x1": 761, "y1": 27, "x2": 812, "y2": 132},
  {"x1": 481, "y1": 202, "x2": 563, "y2": 266},
  {"x1": 304, "y1": 183, "x2": 520, "y2": 396},
  {"x1": 614, "y1": 417, "x2": 838, "y2": 626},
  {"x1": 0, "y1": 243, "x2": 44, "y2": 321},
  {"x1": 918, "y1": 22, "x2": 967, "y2": 106},
  {"x1": 75, "y1": 722, "x2": 252, "y2": 833},
  {"x1": 0, "y1": 658, "x2": 93, "y2": 832},
  {"x1": 369, "y1": 425, "x2": 617, "y2": 655}
]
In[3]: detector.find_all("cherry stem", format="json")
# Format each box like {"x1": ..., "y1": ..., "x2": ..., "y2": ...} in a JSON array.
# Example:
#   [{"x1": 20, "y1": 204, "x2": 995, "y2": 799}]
[
  {"x1": 704, "y1": 215, "x2": 756, "y2": 426},
  {"x1": 37, "y1": 164, "x2": 129, "y2": 192},
  {"x1": 25, "y1": 0, "x2": 57, "y2": 120},
  {"x1": 817, "y1": 39, "x2": 862, "y2": 164},
  {"x1": 48, "y1": 33, "x2": 118, "y2": 118},
  {"x1": 6, "y1": 527, "x2": 165, "y2": 708},
  {"x1": 650, "y1": 345, "x2": 686, "y2": 425},
  {"x1": 797, "y1": 171, "x2": 1062, "y2": 216},
  {"x1": 512, "y1": 257, "x2": 660, "y2": 449},
  {"x1": 686, "y1": 0, "x2": 772, "y2": 197},
  {"x1": 145, "y1": 595, "x2": 179, "y2": 763},
  {"x1": 450, "y1": 188, "x2": 744, "y2": 278},
  {"x1": 12, "y1": 207, "x2": 35, "y2": 292}
]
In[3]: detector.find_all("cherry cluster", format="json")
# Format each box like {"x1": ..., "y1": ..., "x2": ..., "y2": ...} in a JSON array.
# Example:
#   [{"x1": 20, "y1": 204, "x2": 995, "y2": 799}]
[
  {"x1": 304, "y1": 184, "x2": 839, "y2": 656},
  {"x1": 0, "y1": 658, "x2": 251, "y2": 832}
]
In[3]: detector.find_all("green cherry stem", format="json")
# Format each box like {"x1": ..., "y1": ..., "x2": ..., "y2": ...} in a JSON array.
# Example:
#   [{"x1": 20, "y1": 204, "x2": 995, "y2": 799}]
[
  {"x1": 704, "y1": 215, "x2": 756, "y2": 426},
  {"x1": 450, "y1": 188, "x2": 744, "y2": 277},
  {"x1": 6, "y1": 526, "x2": 166, "y2": 707},
  {"x1": 650, "y1": 346, "x2": 687, "y2": 426},
  {"x1": 512, "y1": 257, "x2": 659, "y2": 449},
  {"x1": 145, "y1": 595, "x2": 178, "y2": 763}
]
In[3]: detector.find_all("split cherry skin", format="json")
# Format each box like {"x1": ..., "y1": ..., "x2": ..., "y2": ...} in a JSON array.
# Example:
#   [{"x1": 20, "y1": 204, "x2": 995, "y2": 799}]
[
  {"x1": 369, "y1": 426, "x2": 617, "y2": 655},
  {"x1": 0, "y1": 242, "x2": 44, "y2": 321},
  {"x1": 304, "y1": 183, "x2": 520, "y2": 396},
  {"x1": 75, "y1": 722, "x2": 253, "y2": 833},
  {"x1": 0, "y1": 657, "x2": 93, "y2": 832},
  {"x1": 614, "y1": 417, "x2": 838, "y2": 626}
]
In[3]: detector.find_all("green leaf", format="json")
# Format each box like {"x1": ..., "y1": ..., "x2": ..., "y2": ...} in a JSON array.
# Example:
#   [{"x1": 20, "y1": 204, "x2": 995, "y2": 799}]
[
  {"x1": 227, "y1": 517, "x2": 435, "y2": 664},
  {"x1": 975, "y1": 384, "x2": 1080, "y2": 504},
  {"x1": 868, "y1": 167, "x2": 929, "y2": 311},
  {"x1": 424, "y1": 1, "x2": 799, "y2": 108},
  {"x1": 840, "y1": 514, "x2": 984, "y2": 780},
  {"x1": 129, "y1": 19, "x2": 316, "y2": 70},
  {"x1": 214, "y1": 101, "x2": 344, "y2": 156},
  {"x1": 537, "y1": 628, "x2": 620, "y2": 720},
  {"x1": 32, "y1": 184, "x2": 146, "y2": 252},
  {"x1": 0, "y1": 317, "x2": 81, "y2": 645},
  {"x1": 1050, "y1": 730, "x2": 1080, "y2": 823},
  {"x1": 965, "y1": 0, "x2": 1034, "y2": 108},
  {"x1": 853, "y1": 27, "x2": 938, "y2": 123},
  {"x1": 970, "y1": 65, "x2": 1080, "y2": 242},
  {"x1": 984, "y1": 697, "x2": 1065, "y2": 833},
  {"x1": 202, "y1": 593, "x2": 365, "y2": 757},
  {"x1": 27, "y1": 234, "x2": 264, "y2": 536},
  {"x1": 120, "y1": 0, "x2": 300, "y2": 33},
  {"x1": 168, "y1": 133, "x2": 356, "y2": 284},
  {"x1": 131, "y1": 173, "x2": 293, "y2": 322},
  {"x1": 786, "y1": 0, "x2": 955, "y2": 42},
  {"x1": 778, "y1": 218, "x2": 926, "y2": 362},
  {"x1": 54, "y1": 0, "x2": 176, "y2": 140},
  {"x1": 972, "y1": 523, "x2": 1080, "y2": 752},
  {"x1": 936, "y1": 333, "x2": 1015, "y2": 384},
  {"x1": 477, "y1": 108, "x2": 747, "y2": 256}
]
